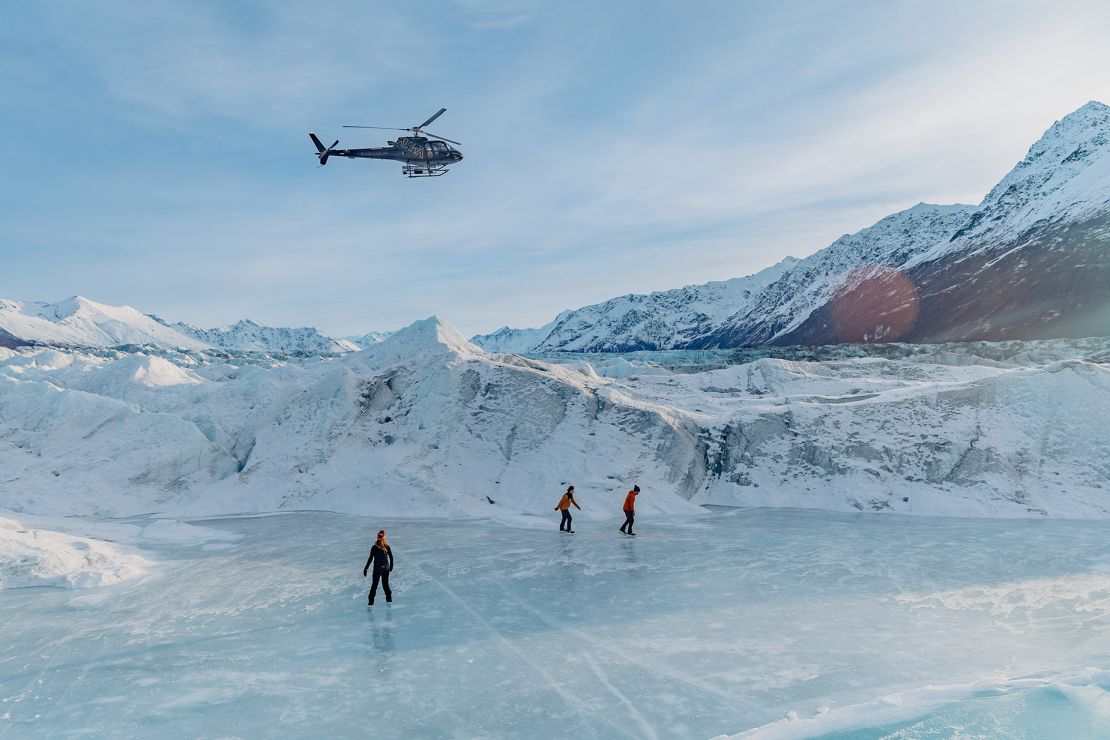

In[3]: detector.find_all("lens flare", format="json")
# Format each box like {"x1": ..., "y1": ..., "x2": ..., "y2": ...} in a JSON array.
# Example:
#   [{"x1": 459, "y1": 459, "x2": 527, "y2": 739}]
[{"x1": 829, "y1": 266, "x2": 919, "y2": 343}]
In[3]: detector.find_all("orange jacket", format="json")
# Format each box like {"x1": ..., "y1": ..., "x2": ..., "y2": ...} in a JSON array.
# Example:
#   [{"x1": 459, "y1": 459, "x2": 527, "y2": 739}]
[
  {"x1": 555, "y1": 493, "x2": 580, "y2": 511},
  {"x1": 623, "y1": 491, "x2": 637, "y2": 512}
]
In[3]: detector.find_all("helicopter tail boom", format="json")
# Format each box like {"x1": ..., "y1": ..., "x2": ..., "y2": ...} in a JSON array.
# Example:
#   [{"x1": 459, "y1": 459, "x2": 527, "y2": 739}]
[{"x1": 309, "y1": 132, "x2": 340, "y2": 166}]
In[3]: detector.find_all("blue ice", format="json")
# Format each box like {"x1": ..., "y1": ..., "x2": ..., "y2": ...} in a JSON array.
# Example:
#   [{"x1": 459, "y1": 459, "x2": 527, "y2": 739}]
[{"x1": 3, "y1": 509, "x2": 1110, "y2": 738}]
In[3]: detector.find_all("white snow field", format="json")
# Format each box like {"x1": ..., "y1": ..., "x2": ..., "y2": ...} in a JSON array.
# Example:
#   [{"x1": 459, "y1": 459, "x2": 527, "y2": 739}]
[{"x1": 2, "y1": 510, "x2": 1110, "y2": 738}]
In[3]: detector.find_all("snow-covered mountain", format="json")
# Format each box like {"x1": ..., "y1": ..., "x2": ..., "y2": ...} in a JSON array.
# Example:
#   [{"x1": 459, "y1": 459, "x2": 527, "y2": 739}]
[
  {"x1": 472, "y1": 257, "x2": 801, "y2": 353},
  {"x1": 162, "y1": 318, "x2": 359, "y2": 354},
  {"x1": 478, "y1": 100, "x2": 1110, "y2": 352},
  {"x1": 701, "y1": 203, "x2": 975, "y2": 347},
  {"x1": 776, "y1": 100, "x2": 1110, "y2": 345},
  {"x1": 0, "y1": 297, "x2": 211, "y2": 350},
  {"x1": 3, "y1": 317, "x2": 1109, "y2": 521},
  {"x1": 912, "y1": 100, "x2": 1110, "y2": 266},
  {"x1": 0, "y1": 295, "x2": 359, "y2": 355}
]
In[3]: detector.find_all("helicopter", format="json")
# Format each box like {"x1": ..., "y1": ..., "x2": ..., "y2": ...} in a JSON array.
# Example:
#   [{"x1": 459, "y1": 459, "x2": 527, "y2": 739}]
[{"x1": 309, "y1": 108, "x2": 463, "y2": 177}]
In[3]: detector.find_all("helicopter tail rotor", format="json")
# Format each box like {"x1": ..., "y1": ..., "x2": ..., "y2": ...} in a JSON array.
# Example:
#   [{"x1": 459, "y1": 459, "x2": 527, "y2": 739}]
[{"x1": 309, "y1": 133, "x2": 340, "y2": 166}]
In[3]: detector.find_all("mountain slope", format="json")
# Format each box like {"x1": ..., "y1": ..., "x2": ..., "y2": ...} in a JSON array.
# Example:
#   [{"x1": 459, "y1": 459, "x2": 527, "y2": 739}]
[
  {"x1": 472, "y1": 257, "x2": 801, "y2": 353},
  {"x1": 777, "y1": 100, "x2": 1110, "y2": 345},
  {"x1": 700, "y1": 203, "x2": 975, "y2": 347},
  {"x1": 912, "y1": 100, "x2": 1110, "y2": 267}
]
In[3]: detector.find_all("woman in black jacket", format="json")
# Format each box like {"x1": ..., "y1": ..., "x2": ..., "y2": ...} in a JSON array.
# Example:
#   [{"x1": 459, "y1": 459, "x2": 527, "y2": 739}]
[{"x1": 363, "y1": 529, "x2": 394, "y2": 606}]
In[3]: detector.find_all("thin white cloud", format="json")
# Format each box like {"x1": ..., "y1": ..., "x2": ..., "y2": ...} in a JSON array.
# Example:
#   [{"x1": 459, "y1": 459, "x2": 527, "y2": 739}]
[{"x1": 36, "y1": 2, "x2": 432, "y2": 123}]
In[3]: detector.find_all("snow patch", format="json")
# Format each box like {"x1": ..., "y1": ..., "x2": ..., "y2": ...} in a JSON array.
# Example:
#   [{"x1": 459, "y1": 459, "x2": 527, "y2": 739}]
[{"x1": 0, "y1": 515, "x2": 151, "y2": 589}]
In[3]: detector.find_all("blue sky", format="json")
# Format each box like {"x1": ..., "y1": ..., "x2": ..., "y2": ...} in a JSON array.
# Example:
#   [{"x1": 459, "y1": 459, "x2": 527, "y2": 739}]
[{"x1": 1, "y1": 0, "x2": 1108, "y2": 337}]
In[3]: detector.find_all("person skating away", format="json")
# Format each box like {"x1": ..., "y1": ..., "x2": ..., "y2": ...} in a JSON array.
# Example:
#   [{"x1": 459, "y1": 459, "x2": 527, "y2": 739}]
[
  {"x1": 555, "y1": 485, "x2": 581, "y2": 533},
  {"x1": 363, "y1": 529, "x2": 394, "y2": 606},
  {"x1": 619, "y1": 485, "x2": 639, "y2": 536}
]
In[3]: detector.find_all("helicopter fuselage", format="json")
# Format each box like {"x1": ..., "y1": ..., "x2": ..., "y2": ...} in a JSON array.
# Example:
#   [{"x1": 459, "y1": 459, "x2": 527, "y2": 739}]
[{"x1": 329, "y1": 136, "x2": 463, "y2": 168}]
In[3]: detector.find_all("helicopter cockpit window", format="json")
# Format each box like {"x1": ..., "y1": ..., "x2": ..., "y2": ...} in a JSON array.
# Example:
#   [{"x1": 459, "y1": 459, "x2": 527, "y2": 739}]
[{"x1": 430, "y1": 141, "x2": 449, "y2": 154}]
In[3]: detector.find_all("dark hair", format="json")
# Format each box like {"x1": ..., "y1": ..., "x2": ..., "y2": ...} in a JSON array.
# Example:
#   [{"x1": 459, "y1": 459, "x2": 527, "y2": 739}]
[
  {"x1": 566, "y1": 485, "x2": 575, "y2": 494},
  {"x1": 633, "y1": 485, "x2": 640, "y2": 492}
]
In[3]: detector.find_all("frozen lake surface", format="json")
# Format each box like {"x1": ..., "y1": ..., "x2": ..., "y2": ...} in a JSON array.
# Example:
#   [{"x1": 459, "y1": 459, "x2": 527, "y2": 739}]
[{"x1": 3, "y1": 509, "x2": 1110, "y2": 738}]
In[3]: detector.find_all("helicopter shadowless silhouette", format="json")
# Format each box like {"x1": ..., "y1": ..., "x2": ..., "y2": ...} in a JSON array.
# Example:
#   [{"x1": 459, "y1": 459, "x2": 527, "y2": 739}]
[{"x1": 310, "y1": 108, "x2": 463, "y2": 178}]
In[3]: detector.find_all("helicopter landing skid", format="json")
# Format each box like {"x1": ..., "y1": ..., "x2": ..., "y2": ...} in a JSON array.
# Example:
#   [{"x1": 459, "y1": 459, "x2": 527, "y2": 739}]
[{"x1": 403, "y1": 165, "x2": 449, "y2": 178}]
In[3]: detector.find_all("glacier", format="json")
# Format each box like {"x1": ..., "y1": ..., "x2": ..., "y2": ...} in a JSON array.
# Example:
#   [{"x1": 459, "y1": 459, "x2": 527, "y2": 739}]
[
  {"x1": 2, "y1": 317, "x2": 1108, "y2": 522},
  {"x1": 3, "y1": 509, "x2": 1110, "y2": 737}
]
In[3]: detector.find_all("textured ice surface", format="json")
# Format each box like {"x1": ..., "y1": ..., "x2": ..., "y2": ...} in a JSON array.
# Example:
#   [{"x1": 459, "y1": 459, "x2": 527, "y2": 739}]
[{"x1": 2, "y1": 510, "x2": 1110, "y2": 738}]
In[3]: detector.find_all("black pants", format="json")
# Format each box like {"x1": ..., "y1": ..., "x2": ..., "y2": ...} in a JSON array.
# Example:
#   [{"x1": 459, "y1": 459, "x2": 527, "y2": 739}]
[
  {"x1": 620, "y1": 511, "x2": 635, "y2": 533},
  {"x1": 369, "y1": 569, "x2": 392, "y2": 604},
  {"x1": 560, "y1": 509, "x2": 573, "y2": 531}
]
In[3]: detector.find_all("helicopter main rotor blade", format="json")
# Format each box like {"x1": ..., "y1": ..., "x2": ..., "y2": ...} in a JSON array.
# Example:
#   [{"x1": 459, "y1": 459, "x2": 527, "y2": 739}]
[
  {"x1": 423, "y1": 131, "x2": 462, "y2": 146},
  {"x1": 417, "y1": 108, "x2": 447, "y2": 129},
  {"x1": 342, "y1": 125, "x2": 411, "y2": 131}
]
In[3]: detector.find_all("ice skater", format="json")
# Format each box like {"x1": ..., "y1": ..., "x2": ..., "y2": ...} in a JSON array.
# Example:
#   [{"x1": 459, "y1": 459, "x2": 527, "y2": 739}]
[
  {"x1": 619, "y1": 485, "x2": 639, "y2": 536},
  {"x1": 363, "y1": 529, "x2": 394, "y2": 606},
  {"x1": 555, "y1": 485, "x2": 581, "y2": 532}
]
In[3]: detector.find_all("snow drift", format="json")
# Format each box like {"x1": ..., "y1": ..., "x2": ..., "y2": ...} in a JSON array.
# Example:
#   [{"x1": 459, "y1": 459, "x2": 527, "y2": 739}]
[{"x1": 0, "y1": 515, "x2": 150, "y2": 589}]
